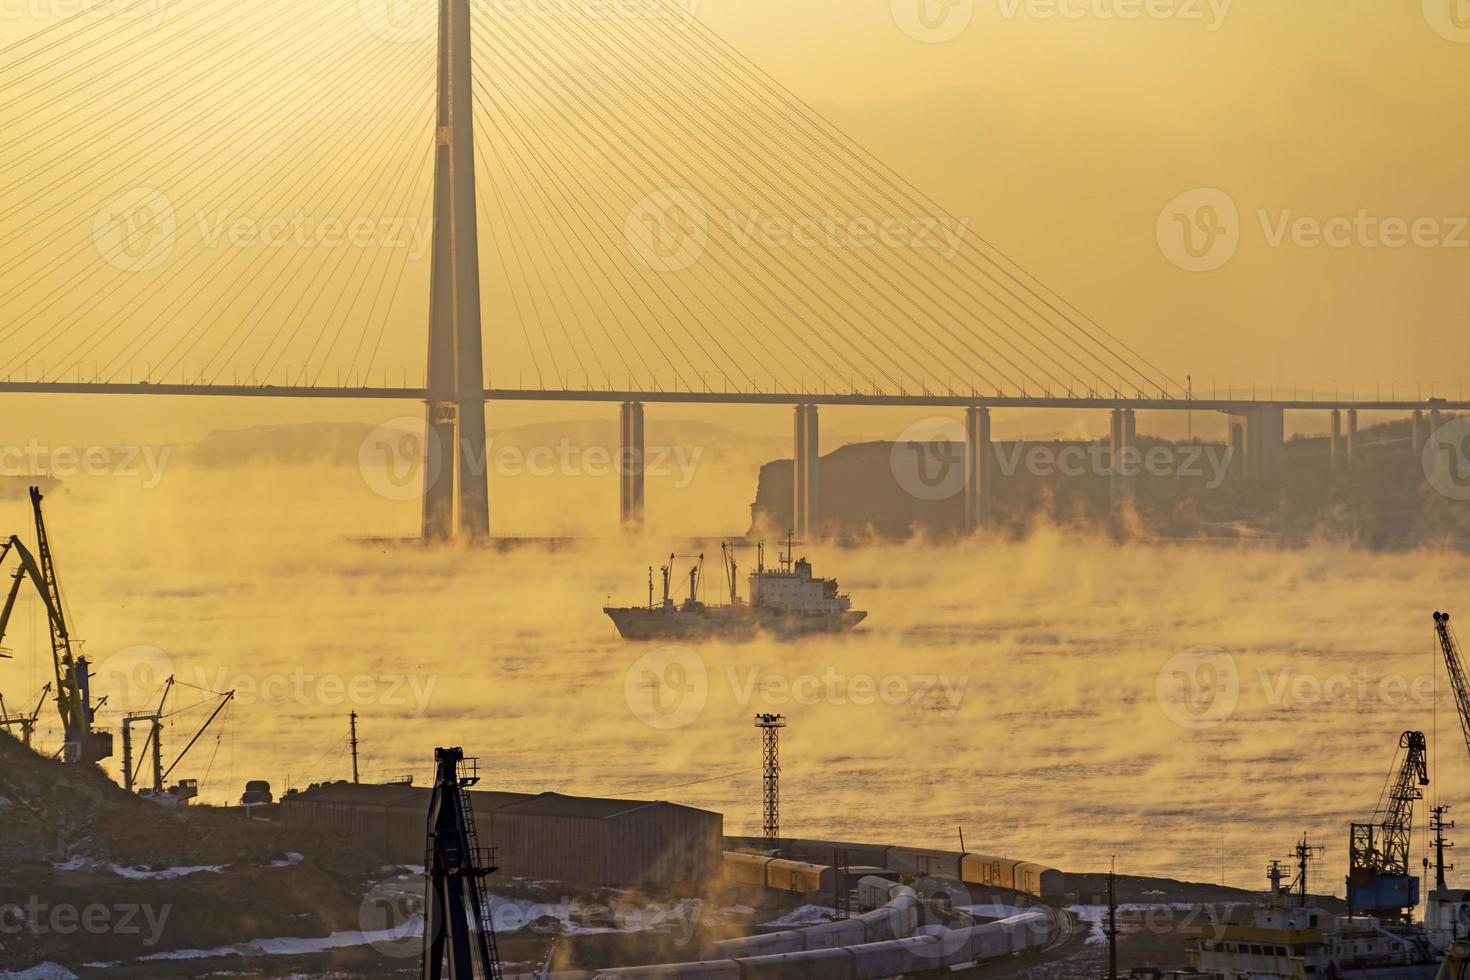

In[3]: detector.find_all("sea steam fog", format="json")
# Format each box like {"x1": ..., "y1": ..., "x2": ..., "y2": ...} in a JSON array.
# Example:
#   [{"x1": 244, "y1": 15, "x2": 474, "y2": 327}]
[{"x1": 0, "y1": 463, "x2": 1467, "y2": 892}]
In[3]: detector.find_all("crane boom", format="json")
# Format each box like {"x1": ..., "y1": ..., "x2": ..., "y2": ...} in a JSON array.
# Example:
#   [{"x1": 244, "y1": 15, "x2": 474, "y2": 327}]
[
  {"x1": 0, "y1": 489, "x2": 111, "y2": 763},
  {"x1": 1436, "y1": 612, "x2": 1470, "y2": 761},
  {"x1": 161, "y1": 689, "x2": 234, "y2": 784},
  {"x1": 1382, "y1": 730, "x2": 1431, "y2": 875}
]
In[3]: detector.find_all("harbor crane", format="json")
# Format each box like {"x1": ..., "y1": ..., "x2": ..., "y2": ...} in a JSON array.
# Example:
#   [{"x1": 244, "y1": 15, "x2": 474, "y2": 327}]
[
  {"x1": 1348, "y1": 730, "x2": 1430, "y2": 922},
  {"x1": 1436, "y1": 612, "x2": 1470, "y2": 761},
  {"x1": 0, "y1": 487, "x2": 111, "y2": 764},
  {"x1": 121, "y1": 675, "x2": 174, "y2": 795},
  {"x1": 0, "y1": 682, "x2": 51, "y2": 748},
  {"x1": 120, "y1": 675, "x2": 235, "y2": 805}
]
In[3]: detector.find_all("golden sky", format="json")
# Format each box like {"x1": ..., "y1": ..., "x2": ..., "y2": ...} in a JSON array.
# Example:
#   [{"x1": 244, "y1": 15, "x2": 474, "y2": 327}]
[{"x1": 0, "y1": 0, "x2": 1465, "y2": 447}]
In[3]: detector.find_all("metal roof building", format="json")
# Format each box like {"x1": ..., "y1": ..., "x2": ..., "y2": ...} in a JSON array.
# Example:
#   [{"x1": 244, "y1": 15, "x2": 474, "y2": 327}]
[{"x1": 281, "y1": 781, "x2": 722, "y2": 889}]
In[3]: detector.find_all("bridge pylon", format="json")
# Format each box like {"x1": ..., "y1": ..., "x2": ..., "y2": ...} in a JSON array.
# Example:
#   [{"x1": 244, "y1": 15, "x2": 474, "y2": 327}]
[{"x1": 423, "y1": 0, "x2": 488, "y2": 542}]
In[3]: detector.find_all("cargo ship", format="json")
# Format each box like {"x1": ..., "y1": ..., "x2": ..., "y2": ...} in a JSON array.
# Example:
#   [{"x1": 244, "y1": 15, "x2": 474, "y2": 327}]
[
  {"x1": 1186, "y1": 842, "x2": 1443, "y2": 979},
  {"x1": 604, "y1": 537, "x2": 866, "y2": 641}
]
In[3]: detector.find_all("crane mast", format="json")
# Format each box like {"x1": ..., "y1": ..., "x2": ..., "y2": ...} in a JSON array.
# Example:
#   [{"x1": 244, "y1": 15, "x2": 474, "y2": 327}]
[{"x1": 0, "y1": 488, "x2": 111, "y2": 763}]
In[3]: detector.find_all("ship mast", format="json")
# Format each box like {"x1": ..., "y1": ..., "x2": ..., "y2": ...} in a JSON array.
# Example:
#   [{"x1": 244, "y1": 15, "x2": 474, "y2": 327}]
[
  {"x1": 1293, "y1": 835, "x2": 1323, "y2": 908},
  {"x1": 721, "y1": 543, "x2": 738, "y2": 605},
  {"x1": 1430, "y1": 805, "x2": 1455, "y2": 891}
]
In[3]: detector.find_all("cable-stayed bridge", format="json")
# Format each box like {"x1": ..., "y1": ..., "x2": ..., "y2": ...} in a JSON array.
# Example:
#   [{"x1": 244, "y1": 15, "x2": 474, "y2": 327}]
[{"x1": 0, "y1": 0, "x2": 1462, "y2": 539}]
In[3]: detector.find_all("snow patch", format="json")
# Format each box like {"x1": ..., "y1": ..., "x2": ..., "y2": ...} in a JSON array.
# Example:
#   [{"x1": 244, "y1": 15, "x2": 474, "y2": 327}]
[
  {"x1": 9, "y1": 964, "x2": 80, "y2": 980},
  {"x1": 762, "y1": 904, "x2": 836, "y2": 928},
  {"x1": 111, "y1": 863, "x2": 226, "y2": 880},
  {"x1": 137, "y1": 921, "x2": 424, "y2": 962}
]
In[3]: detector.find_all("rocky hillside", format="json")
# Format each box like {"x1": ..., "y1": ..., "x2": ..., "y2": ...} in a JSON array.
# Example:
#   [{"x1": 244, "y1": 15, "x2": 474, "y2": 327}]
[{"x1": 0, "y1": 735, "x2": 380, "y2": 973}]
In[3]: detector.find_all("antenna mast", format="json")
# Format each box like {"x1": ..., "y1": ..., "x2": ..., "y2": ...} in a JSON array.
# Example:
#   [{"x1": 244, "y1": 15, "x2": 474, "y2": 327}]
[
  {"x1": 1106, "y1": 857, "x2": 1119, "y2": 980},
  {"x1": 755, "y1": 713, "x2": 786, "y2": 841},
  {"x1": 350, "y1": 711, "x2": 360, "y2": 785}
]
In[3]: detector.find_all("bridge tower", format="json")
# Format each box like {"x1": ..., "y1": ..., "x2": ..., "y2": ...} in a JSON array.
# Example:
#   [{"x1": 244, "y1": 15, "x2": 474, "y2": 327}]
[{"x1": 423, "y1": 0, "x2": 489, "y2": 542}]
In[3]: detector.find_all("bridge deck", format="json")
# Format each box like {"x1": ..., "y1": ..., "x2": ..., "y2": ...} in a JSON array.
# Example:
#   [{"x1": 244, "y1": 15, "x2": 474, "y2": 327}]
[{"x1": 0, "y1": 382, "x2": 1461, "y2": 412}]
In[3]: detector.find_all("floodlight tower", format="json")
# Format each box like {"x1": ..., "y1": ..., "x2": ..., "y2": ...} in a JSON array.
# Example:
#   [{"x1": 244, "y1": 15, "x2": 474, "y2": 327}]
[{"x1": 755, "y1": 713, "x2": 786, "y2": 841}]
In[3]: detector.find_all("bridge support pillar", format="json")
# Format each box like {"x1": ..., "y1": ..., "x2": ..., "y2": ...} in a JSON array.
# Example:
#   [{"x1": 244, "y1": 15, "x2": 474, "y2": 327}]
[
  {"x1": 1330, "y1": 410, "x2": 1344, "y2": 467},
  {"x1": 619, "y1": 402, "x2": 645, "y2": 531},
  {"x1": 1347, "y1": 409, "x2": 1359, "y2": 460},
  {"x1": 964, "y1": 406, "x2": 992, "y2": 532},
  {"x1": 1227, "y1": 415, "x2": 1245, "y2": 479},
  {"x1": 1432, "y1": 408, "x2": 1444, "y2": 439},
  {"x1": 793, "y1": 404, "x2": 819, "y2": 538},
  {"x1": 421, "y1": 0, "x2": 488, "y2": 542},
  {"x1": 1109, "y1": 409, "x2": 1137, "y2": 508},
  {"x1": 1412, "y1": 410, "x2": 1427, "y2": 452},
  {"x1": 1227, "y1": 405, "x2": 1285, "y2": 480}
]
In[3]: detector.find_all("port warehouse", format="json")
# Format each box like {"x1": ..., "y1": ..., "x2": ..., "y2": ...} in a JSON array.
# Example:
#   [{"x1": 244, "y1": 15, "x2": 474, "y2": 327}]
[
  {"x1": 280, "y1": 782, "x2": 723, "y2": 887},
  {"x1": 280, "y1": 783, "x2": 1063, "y2": 904}
]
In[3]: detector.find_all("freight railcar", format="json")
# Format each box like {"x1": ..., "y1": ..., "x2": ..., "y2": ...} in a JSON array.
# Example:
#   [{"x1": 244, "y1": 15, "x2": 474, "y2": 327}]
[
  {"x1": 959, "y1": 853, "x2": 1065, "y2": 899},
  {"x1": 763, "y1": 857, "x2": 831, "y2": 894},
  {"x1": 721, "y1": 851, "x2": 773, "y2": 886},
  {"x1": 593, "y1": 961, "x2": 740, "y2": 979},
  {"x1": 595, "y1": 911, "x2": 1053, "y2": 979},
  {"x1": 723, "y1": 845, "x2": 1065, "y2": 903},
  {"x1": 733, "y1": 948, "x2": 852, "y2": 979},
  {"x1": 884, "y1": 846, "x2": 964, "y2": 879},
  {"x1": 705, "y1": 930, "x2": 805, "y2": 960}
]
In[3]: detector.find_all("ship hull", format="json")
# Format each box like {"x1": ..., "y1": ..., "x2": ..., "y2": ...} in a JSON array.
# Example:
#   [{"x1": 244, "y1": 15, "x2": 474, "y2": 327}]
[{"x1": 605, "y1": 606, "x2": 866, "y2": 642}]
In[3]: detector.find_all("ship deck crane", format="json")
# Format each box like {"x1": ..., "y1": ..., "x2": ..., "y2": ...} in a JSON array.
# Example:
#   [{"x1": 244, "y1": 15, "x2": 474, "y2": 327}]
[
  {"x1": 1348, "y1": 730, "x2": 1430, "y2": 922},
  {"x1": 0, "y1": 488, "x2": 110, "y2": 764}
]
